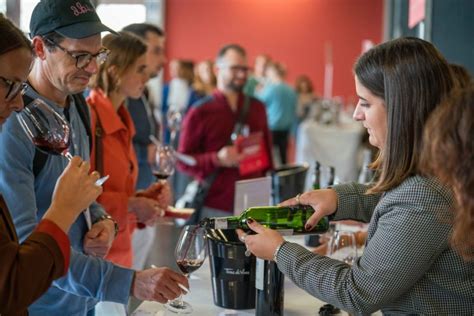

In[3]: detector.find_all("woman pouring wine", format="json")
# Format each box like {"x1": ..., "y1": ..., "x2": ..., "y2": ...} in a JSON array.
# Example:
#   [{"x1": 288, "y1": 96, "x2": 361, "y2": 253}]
[{"x1": 237, "y1": 37, "x2": 472, "y2": 315}]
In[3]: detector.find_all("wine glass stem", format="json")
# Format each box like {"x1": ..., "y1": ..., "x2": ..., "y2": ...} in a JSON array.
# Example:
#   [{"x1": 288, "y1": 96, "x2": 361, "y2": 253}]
[{"x1": 170, "y1": 273, "x2": 189, "y2": 308}]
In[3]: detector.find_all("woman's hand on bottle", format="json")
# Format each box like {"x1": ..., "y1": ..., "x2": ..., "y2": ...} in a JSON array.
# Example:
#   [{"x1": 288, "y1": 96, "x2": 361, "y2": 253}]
[
  {"x1": 279, "y1": 189, "x2": 338, "y2": 230},
  {"x1": 45, "y1": 156, "x2": 103, "y2": 233},
  {"x1": 236, "y1": 219, "x2": 285, "y2": 261}
]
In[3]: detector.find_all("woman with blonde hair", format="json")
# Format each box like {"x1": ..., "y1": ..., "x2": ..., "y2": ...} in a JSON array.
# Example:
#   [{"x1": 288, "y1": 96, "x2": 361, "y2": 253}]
[
  {"x1": 88, "y1": 32, "x2": 172, "y2": 268},
  {"x1": 238, "y1": 37, "x2": 472, "y2": 314}
]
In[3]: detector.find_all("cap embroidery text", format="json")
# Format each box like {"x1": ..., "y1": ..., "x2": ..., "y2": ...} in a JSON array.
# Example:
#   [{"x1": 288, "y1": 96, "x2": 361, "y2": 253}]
[{"x1": 71, "y1": 2, "x2": 94, "y2": 16}]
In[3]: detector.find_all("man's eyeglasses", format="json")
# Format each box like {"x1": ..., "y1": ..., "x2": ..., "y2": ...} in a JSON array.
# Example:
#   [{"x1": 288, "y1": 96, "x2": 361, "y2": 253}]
[
  {"x1": 0, "y1": 76, "x2": 28, "y2": 102},
  {"x1": 217, "y1": 63, "x2": 250, "y2": 73},
  {"x1": 44, "y1": 38, "x2": 110, "y2": 70},
  {"x1": 227, "y1": 65, "x2": 250, "y2": 73}
]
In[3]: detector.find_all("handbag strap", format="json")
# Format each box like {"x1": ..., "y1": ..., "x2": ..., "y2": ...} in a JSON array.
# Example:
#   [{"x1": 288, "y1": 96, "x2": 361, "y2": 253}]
[{"x1": 90, "y1": 105, "x2": 104, "y2": 176}]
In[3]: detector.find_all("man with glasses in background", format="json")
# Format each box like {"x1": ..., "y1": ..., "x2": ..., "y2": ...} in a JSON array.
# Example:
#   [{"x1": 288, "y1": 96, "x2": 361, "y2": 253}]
[
  {"x1": 177, "y1": 44, "x2": 274, "y2": 219},
  {"x1": 0, "y1": 1, "x2": 187, "y2": 315}
]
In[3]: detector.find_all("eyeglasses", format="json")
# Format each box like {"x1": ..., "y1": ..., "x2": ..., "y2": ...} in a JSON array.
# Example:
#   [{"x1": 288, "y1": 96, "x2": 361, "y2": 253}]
[
  {"x1": 44, "y1": 38, "x2": 110, "y2": 70},
  {"x1": 217, "y1": 63, "x2": 250, "y2": 73},
  {"x1": 227, "y1": 65, "x2": 250, "y2": 73},
  {"x1": 0, "y1": 76, "x2": 28, "y2": 102}
]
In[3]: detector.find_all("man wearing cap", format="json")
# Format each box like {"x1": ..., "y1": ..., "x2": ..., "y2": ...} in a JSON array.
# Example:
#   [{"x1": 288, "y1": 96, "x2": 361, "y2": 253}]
[{"x1": 0, "y1": 1, "x2": 188, "y2": 315}]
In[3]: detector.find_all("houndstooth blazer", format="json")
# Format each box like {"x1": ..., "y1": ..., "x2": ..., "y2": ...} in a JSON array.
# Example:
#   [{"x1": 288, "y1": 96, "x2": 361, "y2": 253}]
[{"x1": 275, "y1": 175, "x2": 473, "y2": 315}]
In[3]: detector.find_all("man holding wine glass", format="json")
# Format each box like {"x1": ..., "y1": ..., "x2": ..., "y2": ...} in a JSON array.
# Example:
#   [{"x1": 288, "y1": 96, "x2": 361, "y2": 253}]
[
  {"x1": 0, "y1": 1, "x2": 188, "y2": 315},
  {"x1": 0, "y1": 14, "x2": 104, "y2": 314}
]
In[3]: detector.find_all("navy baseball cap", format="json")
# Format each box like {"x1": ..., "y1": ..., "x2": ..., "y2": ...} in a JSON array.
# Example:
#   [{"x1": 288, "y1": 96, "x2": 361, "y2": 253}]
[{"x1": 30, "y1": 0, "x2": 116, "y2": 39}]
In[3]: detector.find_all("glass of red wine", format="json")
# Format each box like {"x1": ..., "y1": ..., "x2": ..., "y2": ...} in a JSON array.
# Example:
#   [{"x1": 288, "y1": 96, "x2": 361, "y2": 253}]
[
  {"x1": 166, "y1": 225, "x2": 207, "y2": 314},
  {"x1": 16, "y1": 98, "x2": 109, "y2": 186},
  {"x1": 151, "y1": 145, "x2": 176, "y2": 181}
]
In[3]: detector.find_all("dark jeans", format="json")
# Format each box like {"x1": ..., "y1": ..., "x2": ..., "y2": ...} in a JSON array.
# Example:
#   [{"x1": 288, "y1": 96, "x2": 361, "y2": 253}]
[{"x1": 272, "y1": 130, "x2": 289, "y2": 164}]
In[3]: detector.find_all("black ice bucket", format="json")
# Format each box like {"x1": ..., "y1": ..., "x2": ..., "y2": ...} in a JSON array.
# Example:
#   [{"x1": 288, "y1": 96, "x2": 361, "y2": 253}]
[{"x1": 206, "y1": 229, "x2": 256, "y2": 309}]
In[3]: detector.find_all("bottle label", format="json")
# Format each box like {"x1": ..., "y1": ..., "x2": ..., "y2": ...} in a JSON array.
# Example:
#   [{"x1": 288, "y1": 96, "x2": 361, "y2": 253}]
[
  {"x1": 255, "y1": 258, "x2": 264, "y2": 290},
  {"x1": 214, "y1": 218, "x2": 228, "y2": 230},
  {"x1": 276, "y1": 229, "x2": 294, "y2": 236}
]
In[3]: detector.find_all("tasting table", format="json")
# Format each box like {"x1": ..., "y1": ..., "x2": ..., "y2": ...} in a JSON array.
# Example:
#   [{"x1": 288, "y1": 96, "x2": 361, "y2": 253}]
[{"x1": 133, "y1": 235, "x2": 381, "y2": 316}]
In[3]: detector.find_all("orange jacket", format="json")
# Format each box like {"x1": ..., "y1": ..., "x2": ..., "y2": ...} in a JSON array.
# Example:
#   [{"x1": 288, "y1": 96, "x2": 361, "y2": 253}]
[{"x1": 88, "y1": 89, "x2": 138, "y2": 268}]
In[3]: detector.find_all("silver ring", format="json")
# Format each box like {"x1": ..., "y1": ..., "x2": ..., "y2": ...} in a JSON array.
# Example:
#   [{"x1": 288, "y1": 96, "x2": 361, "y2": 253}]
[
  {"x1": 240, "y1": 233, "x2": 248, "y2": 242},
  {"x1": 244, "y1": 244, "x2": 251, "y2": 257},
  {"x1": 296, "y1": 193, "x2": 301, "y2": 205}
]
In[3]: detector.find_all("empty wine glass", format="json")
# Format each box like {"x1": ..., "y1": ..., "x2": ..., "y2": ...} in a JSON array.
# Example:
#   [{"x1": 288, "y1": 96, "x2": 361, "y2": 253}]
[
  {"x1": 166, "y1": 108, "x2": 183, "y2": 148},
  {"x1": 17, "y1": 98, "x2": 109, "y2": 186},
  {"x1": 327, "y1": 230, "x2": 358, "y2": 265},
  {"x1": 151, "y1": 145, "x2": 176, "y2": 181},
  {"x1": 166, "y1": 225, "x2": 207, "y2": 314}
]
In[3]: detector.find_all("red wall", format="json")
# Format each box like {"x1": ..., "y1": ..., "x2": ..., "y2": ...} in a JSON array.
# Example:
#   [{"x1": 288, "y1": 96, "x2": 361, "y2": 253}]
[{"x1": 165, "y1": 0, "x2": 383, "y2": 102}]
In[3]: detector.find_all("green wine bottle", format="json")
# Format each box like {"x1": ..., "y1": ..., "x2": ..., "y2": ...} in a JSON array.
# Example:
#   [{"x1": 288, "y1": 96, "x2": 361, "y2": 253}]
[{"x1": 199, "y1": 205, "x2": 329, "y2": 235}]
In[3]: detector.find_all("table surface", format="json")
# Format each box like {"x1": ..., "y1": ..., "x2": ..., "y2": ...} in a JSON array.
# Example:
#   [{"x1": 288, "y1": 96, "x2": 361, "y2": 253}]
[{"x1": 133, "y1": 234, "x2": 381, "y2": 316}]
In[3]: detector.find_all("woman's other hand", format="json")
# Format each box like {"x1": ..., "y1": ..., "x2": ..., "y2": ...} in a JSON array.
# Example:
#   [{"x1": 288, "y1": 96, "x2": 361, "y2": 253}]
[{"x1": 236, "y1": 219, "x2": 285, "y2": 260}]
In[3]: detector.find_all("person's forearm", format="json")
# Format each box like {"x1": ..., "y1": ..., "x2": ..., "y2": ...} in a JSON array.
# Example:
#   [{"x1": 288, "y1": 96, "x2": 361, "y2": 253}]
[
  {"x1": 332, "y1": 183, "x2": 381, "y2": 222},
  {"x1": 42, "y1": 205, "x2": 77, "y2": 234}
]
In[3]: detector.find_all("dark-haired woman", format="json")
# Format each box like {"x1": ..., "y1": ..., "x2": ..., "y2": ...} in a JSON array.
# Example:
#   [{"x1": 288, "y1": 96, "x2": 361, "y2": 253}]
[
  {"x1": 0, "y1": 14, "x2": 102, "y2": 314},
  {"x1": 238, "y1": 37, "x2": 472, "y2": 315}
]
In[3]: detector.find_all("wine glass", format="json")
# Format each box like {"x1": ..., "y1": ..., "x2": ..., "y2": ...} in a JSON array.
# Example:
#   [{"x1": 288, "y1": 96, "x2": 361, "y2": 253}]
[
  {"x1": 166, "y1": 225, "x2": 207, "y2": 314},
  {"x1": 327, "y1": 230, "x2": 358, "y2": 265},
  {"x1": 151, "y1": 145, "x2": 176, "y2": 181},
  {"x1": 166, "y1": 108, "x2": 183, "y2": 148},
  {"x1": 17, "y1": 98, "x2": 109, "y2": 186}
]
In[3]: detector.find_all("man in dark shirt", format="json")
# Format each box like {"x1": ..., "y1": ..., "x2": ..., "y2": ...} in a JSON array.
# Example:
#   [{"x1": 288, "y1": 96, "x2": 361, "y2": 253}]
[{"x1": 178, "y1": 44, "x2": 273, "y2": 218}]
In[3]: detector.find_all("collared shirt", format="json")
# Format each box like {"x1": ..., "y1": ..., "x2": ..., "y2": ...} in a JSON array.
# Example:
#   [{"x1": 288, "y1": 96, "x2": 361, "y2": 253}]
[
  {"x1": 88, "y1": 88, "x2": 139, "y2": 268},
  {"x1": 178, "y1": 90, "x2": 273, "y2": 212},
  {"x1": 276, "y1": 176, "x2": 473, "y2": 315},
  {"x1": 0, "y1": 85, "x2": 134, "y2": 315}
]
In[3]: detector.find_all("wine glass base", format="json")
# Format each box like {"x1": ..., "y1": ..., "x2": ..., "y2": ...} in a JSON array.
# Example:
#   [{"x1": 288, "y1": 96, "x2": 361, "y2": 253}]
[{"x1": 165, "y1": 301, "x2": 193, "y2": 314}]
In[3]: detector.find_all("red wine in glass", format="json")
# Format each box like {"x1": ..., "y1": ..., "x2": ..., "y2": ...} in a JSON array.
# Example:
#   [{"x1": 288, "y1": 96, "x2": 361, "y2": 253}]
[
  {"x1": 17, "y1": 98, "x2": 108, "y2": 185},
  {"x1": 176, "y1": 258, "x2": 204, "y2": 275},
  {"x1": 153, "y1": 171, "x2": 171, "y2": 181},
  {"x1": 32, "y1": 136, "x2": 70, "y2": 156},
  {"x1": 166, "y1": 225, "x2": 207, "y2": 314},
  {"x1": 152, "y1": 145, "x2": 176, "y2": 183}
]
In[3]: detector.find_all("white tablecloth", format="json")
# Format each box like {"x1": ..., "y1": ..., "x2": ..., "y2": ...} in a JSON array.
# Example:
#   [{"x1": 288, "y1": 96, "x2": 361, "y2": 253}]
[
  {"x1": 132, "y1": 237, "x2": 327, "y2": 315},
  {"x1": 296, "y1": 119, "x2": 364, "y2": 188},
  {"x1": 133, "y1": 234, "x2": 381, "y2": 316}
]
